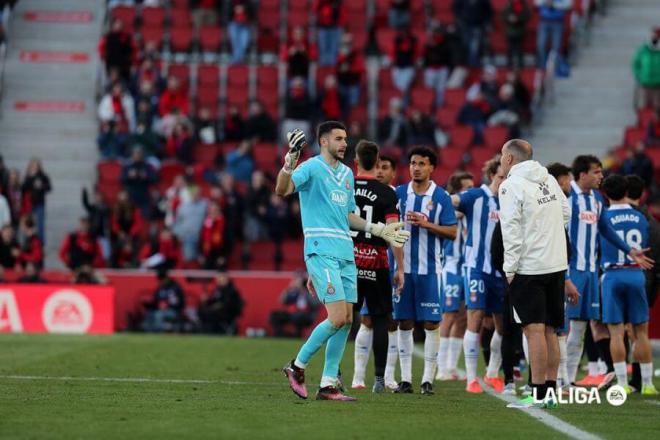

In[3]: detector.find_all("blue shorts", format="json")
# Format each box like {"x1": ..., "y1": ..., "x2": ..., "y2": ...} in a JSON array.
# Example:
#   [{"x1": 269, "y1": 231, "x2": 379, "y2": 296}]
[
  {"x1": 565, "y1": 270, "x2": 599, "y2": 321},
  {"x1": 601, "y1": 269, "x2": 649, "y2": 325},
  {"x1": 393, "y1": 273, "x2": 442, "y2": 322},
  {"x1": 441, "y1": 270, "x2": 464, "y2": 313},
  {"x1": 306, "y1": 254, "x2": 357, "y2": 304},
  {"x1": 465, "y1": 268, "x2": 504, "y2": 314}
]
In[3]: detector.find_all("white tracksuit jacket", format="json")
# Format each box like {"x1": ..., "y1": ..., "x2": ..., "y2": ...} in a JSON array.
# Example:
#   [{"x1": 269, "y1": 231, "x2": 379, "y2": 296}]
[{"x1": 498, "y1": 160, "x2": 571, "y2": 278}]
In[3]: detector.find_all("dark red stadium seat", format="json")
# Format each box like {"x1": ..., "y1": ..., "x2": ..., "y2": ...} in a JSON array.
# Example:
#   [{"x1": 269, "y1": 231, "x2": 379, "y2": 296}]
[
  {"x1": 254, "y1": 143, "x2": 279, "y2": 173},
  {"x1": 199, "y1": 26, "x2": 223, "y2": 53},
  {"x1": 257, "y1": 84, "x2": 279, "y2": 117},
  {"x1": 315, "y1": 66, "x2": 335, "y2": 88},
  {"x1": 140, "y1": 26, "x2": 165, "y2": 49},
  {"x1": 170, "y1": 26, "x2": 193, "y2": 53},
  {"x1": 197, "y1": 87, "x2": 218, "y2": 107},
  {"x1": 192, "y1": 144, "x2": 219, "y2": 166},
  {"x1": 483, "y1": 126, "x2": 510, "y2": 151},
  {"x1": 489, "y1": 31, "x2": 508, "y2": 55},
  {"x1": 111, "y1": 6, "x2": 136, "y2": 31},
  {"x1": 97, "y1": 181, "x2": 122, "y2": 205},
  {"x1": 349, "y1": 105, "x2": 368, "y2": 125},
  {"x1": 444, "y1": 88, "x2": 467, "y2": 109},
  {"x1": 520, "y1": 67, "x2": 538, "y2": 93},
  {"x1": 638, "y1": 108, "x2": 656, "y2": 129},
  {"x1": 624, "y1": 126, "x2": 646, "y2": 148},
  {"x1": 226, "y1": 88, "x2": 249, "y2": 114},
  {"x1": 170, "y1": 0, "x2": 190, "y2": 10},
  {"x1": 376, "y1": 28, "x2": 396, "y2": 56},
  {"x1": 411, "y1": 87, "x2": 435, "y2": 114},
  {"x1": 141, "y1": 6, "x2": 166, "y2": 28},
  {"x1": 470, "y1": 147, "x2": 497, "y2": 167},
  {"x1": 197, "y1": 64, "x2": 220, "y2": 88},
  {"x1": 378, "y1": 67, "x2": 395, "y2": 91},
  {"x1": 439, "y1": 146, "x2": 466, "y2": 169},
  {"x1": 160, "y1": 161, "x2": 186, "y2": 185},
  {"x1": 287, "y1": 10, "x2": 309, "y2": 27},
  {"x1": 346, "y1": 0, "x2": 367, "y2": 14},
  {"x1": 260, "y1": 0, "x2": 280, "y2": 8},
  {"x1": 289, "y1": 0, "x2": 309, "y2": 11},
  {"x1": 227, "y1": 65, "x2": 249, "y2": 88},
  {"x1": 449, "y1": 125, "x2": 474, "y2": 150},
  {"x1": 646, "y1": 148, "x2": 660, "y2": 170},
  {"x1": 432, "y1": 165, "x2": 454, "y2": 186},
  {"x1": 257, "y1": 6, "x2": 280, "y2": 29},
  {"x1": 167, "y1": 63, "x2": 190, "y2": 88},
  {"x1": 491, "y1": 0, "x2": 509, "y2": 11},
  {"x1": 170, "y1": 9, "x2": 192, "y2": 28},
  {"x1": 436, "y1": 106, "x2": 459, "y2": 129},
  {"x1": 257, "y1": 65, "x2": 278, "y2": 88},
  {"x1": 98, "y1": 160, "x2": 122, "y2": 183},
  {"x1": 378, "y1": 89, "x2": 403, "y2": 118}
]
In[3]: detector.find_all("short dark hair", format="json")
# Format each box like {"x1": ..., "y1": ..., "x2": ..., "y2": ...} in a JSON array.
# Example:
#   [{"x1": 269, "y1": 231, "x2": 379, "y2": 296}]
[
  {"x1": 601, "y1": 174, "x2": 628, "y2": 201},
  {"x1": 317, "y1": 121, "x2": 346, "y2": 139},
  {"x1": 356, "y1": 140, "x2": 379, "y2": 171},
  {"x1": 547, "y1": 162, "x2": 571, "y2": 180},
  {"x1": 447, "y1": 171, "x2": 474, "y2": 194},
  {"x1": 483, "y1": 155, "x2": 502, "y2": 180},
  {"x1": 625, "y1": 175, "x2": 645, "y2": 200},
  {"x1": 408, "y1": 146, "x2": 437, "y2": 167},
  {"x1": 572, "y1": 155, "x2": 602, "y2": 180},
  {"x1": 378, "y1": 155, "x2": 396, "y2": 171}
]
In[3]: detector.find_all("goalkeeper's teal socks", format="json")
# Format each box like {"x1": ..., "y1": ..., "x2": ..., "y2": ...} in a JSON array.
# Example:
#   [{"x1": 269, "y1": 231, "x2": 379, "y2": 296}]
[
  {"x1": 294, "y1": 319, "x2": 340, "y2": 368},
  {"x1": 322, "y1": 323, "x2": 351, "y2": 381}
]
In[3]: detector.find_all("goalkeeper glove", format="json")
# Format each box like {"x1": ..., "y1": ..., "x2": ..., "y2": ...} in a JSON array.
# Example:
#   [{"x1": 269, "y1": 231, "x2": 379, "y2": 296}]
[
  {"x1": 367, "y1": 222, "x2": 411, "y2": 248},
  {"x1": 282, "y1": 128, "x2": 307, "y2": 174}
]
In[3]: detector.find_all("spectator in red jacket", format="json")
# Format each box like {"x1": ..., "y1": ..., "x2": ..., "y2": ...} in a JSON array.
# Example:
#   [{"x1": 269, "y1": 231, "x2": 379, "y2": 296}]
[
  {"x1": 59, "y1": 217, "x2": 104, "y2": 270},
  {"x1": 110, "y1": 190, "x2": 144, "y2": 268},
  {"x1": 140, "y1": 227, "x2": 182, "y2": 269},
  {"x1": 158, "y1": 76, "x2": 189, "y2": 117},
  {"x1": 390, "y1": 28, "x2": 418, "y2": 95},
  {"x1": 201, "y1": 201, "x2": 225, "y2": 269},
  {"x1": 165, "y1": 121, "x2": 194, "y2": 164},
  {"x1": 99, "y1": 18, "x2": 137, "y2": 83},
  {"x1": 336, "y1": 33, "x2": 365, "y2": 120},
  {"x1": 319, "y1": 75, "x2": 342, "y2": 121},
  {"x1": 19, "y1": 217, "x2": 43, "y2": 269},
  {"x1": 315, "y1": 0, "x2": 344, "y2": 66}
]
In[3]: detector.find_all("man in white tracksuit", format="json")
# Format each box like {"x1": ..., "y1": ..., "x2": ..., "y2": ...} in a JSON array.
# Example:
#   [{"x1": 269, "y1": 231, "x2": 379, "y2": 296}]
[{"x1": 497, "y1": 139, "x2": 574, "y2": 409}]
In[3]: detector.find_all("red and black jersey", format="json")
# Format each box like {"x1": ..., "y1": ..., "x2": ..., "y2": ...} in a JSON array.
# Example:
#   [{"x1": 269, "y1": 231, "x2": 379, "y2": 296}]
[{"x1": 352, "y1": 176, "x2": 399, "y2": 269}]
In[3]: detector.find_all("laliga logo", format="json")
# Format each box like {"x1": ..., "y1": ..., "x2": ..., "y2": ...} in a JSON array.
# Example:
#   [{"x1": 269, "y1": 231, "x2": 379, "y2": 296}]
[
  {"x1": 580, "y1": 211, "x2": 598, "y2": 224},
  {"x1": 42, "y1": 290, "x2": 93, "y2": 334},
  {"x1": 533, "y1": 385, "x2": 628, "y2": 406}
]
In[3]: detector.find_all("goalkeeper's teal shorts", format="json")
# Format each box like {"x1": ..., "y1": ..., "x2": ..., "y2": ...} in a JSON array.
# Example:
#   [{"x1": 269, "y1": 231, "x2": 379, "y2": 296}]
[{"x1": 305, "y1": 254, "x2": 357, "y2": 304}]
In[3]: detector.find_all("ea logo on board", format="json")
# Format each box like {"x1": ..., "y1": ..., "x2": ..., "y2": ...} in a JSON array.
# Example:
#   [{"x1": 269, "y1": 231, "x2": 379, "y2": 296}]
[
  {"x1": 606, "y1": 385, "x2": 628, "y2": 407},
  {"x1": 42, "y1": 290, "x2": 93, "y2": 334}
]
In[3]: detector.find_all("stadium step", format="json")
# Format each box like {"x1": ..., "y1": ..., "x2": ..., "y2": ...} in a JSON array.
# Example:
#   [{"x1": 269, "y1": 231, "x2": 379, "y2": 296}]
[
  {"x1": 530, "y1": 0, "x2": 660, "y2": 165},
  {"x1": 0, "y1": 0, "x2": 105, "y2": 268}
]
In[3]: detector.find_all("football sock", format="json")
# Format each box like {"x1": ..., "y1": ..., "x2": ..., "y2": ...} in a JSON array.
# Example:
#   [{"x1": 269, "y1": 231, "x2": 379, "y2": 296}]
[
  {"x1": 629, "y1": 362, "x2": 641, "y2": 389},
  {"x1": 447, "y1": 336, "x2": 463, "y2": 373},
  {"x1": 558, "y1": 335, "x2": 568, "y2": 386},
  {"x1": 641, "y1": 362, "x2": 653, "y2": 387},
  {"x1": 352, "y1": 324, "x2": 372, "y2": 384},
  {"x1": 322, "y1": 323, "x2": 351, "y2": 382},
  {"x1": 486, "y1": 331, "x2": 502, "y2": 378},
  {"x1": 481, "y1": 326, "x2": 494, "y2": 366},
  {"x1": 588, "y1": 361, "x2": 600, "y2": 377},
  {"x1": 372, "y1": 315, "x2": 389, "y2": 378},
  {"x1": 596, "y1": 338, "x2": 614, "y2": 373},
  {"x1": 384, "y1": 330, "x2": 399, "y2": 384},
  {"x1": 464, "y1": 330, "x2": 479, "y2": 383},
  {"x1": 422, "y1": 328, "x2": 440, "y2": 384},
  {"x1": 437, "y1": 336, "x2": 449, "y2": 377},
  {"x1": 295, "y1": 319, "x2": 340, "y2": 368},
  {"x1": 398, "y1": 329, "x2": 414, "y2": 383},
  {"x1": 566, "y1": 320, "x2": 587, "y2": 382},
  {"x1": 614, "y1": 361, "x2": 627, "y2": 386}
]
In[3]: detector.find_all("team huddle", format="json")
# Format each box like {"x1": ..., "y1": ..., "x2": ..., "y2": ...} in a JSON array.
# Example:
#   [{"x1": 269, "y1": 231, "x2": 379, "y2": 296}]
[{"x1": 278, "y1": 120, "x2": 658, "y2": 405}]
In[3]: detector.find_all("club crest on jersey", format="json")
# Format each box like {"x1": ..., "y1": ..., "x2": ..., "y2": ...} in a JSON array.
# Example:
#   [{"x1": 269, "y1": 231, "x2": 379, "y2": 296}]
[
  {"x1": 427, "y1": 201, "x2": 435, "y2": 211},
  {"x1": 327, "y1": 283, "x2": 336, "y2": 295},
  {"x1": 580, "y1": 211, "x2": 598, "y2": 224},
  {"x1": 345, "y1": 179, "x2": 350, "y2": 190},
  {"x1": 330, "y1": 190, "x2": 348, "y2": 206}
]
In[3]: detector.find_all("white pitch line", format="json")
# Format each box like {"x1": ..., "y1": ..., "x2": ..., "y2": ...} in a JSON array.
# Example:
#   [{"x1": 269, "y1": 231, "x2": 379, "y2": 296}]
[
  {"x1": 0, "y1": 375, "x2": 279, "y2": 387},
  {"x1": 412, "y1": 347, "x2": 602, "y2": 440},
  {"x1": 646, "y1": 400, "x2": 660, "y2": 407}
]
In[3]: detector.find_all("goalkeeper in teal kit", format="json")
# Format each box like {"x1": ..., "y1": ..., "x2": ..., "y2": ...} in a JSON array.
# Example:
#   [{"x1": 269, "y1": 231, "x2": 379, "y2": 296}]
[{"x1": 277, "y1": 121, "x2": 410, "y2": 401}]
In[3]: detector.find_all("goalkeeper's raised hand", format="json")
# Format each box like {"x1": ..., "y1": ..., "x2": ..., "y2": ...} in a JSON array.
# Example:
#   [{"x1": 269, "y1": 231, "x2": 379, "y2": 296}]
[
  {"x1": 282, "y1": 128, "x2": 307, "y2": 174},
  {"x1": 368, "y1": 222, "x2": 411, "y2": 248}
]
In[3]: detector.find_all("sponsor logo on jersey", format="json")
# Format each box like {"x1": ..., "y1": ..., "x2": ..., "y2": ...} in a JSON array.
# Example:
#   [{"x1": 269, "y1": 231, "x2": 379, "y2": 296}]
[
  {"x1": 358, "y1": 269, "x2": 377, "y2": 281},
  {"x1": 345, "y1": 180, "x2": 350, "y2": 190},
  {"x1": 330, "y1": 190, "x2": 348, "y2": 206},
  {"x1": 489, "y1": 210, "x2": 499, "y2": 221},
  {"x1": 580, "y1": 211, "x2": 598, "y2": 224}
]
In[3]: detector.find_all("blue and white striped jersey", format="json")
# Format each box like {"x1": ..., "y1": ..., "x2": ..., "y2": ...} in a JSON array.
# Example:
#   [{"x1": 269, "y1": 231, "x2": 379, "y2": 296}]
[
  {"x1": 395, "y1": 181, "x2": 457, "y2": 275},
  {"x1": 442, "y1": 217, "x2": 466, "y2": 275},
  {"x1": 567, "y1": 181, "x2": 631, "y2": 272},
  {"x1": 457, "y1": 184, "x2": 500, "y2": 276},
  {"x1": 600, "y1": 204, "x2": 648, "y2": 269}
]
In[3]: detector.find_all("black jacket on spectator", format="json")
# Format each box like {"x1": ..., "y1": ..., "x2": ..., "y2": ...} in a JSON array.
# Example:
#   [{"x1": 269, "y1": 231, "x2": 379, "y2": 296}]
[
  {"x1": 393, "y1": 32, "x2": 417, "y2": 67},
  {"x1": 22, "y1": 171, "x2": 52, "y2": 207},
  {"x1": 121, "y1": 160, "x2": 157, "y2": 210},
  {"x1": 199, "y1": 281, "x2": 244, "y2": 333},
  {"x1": 0, "y1": 236, "x2": 19, "y2": 268},
  {"x1": 149, "y1": 278, "x2": 185, "y2": 314},
  {"x1": 244, "y1": 112, "x2": 277, "y2": 142},
  {"x1": 82, "y1": 188, "x2": 110, "y2": 239},
  {"x1": 452, "y1": 0, "x2": 493, "y2": 27},
  {"x1": 378, "y1": 115, "x2": 409, "y2": 147},
  {"x1": 423, "y1": 33, "x2": 453, "y2": 68},
  {"x1": 621, "y1": 153, "x2": 654, "y2": 188},
  {"x1": 286, "y1": 93, "x2": 312, "y2": 120}
]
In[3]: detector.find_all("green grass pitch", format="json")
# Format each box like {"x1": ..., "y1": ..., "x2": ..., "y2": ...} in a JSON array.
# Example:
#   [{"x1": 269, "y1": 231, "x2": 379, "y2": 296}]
[{"x1": 0, "y1": 334, "x2": 658, "y2": 439}]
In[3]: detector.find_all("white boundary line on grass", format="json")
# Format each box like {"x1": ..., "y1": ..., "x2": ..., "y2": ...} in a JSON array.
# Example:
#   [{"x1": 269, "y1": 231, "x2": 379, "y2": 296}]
[
  {"x1": 412, "y1": 347, "x2": 602, "y2": 440},
  {"x1": 0, "y1": 375, "x2": 279, "y2": 387},
  {"x1": 646, "y1": 400, "x2": 660, "y2": 407}
]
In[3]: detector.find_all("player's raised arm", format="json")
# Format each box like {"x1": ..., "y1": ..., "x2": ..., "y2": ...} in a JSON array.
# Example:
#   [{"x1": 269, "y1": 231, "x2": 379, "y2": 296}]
[{"x1": 275, "y1": 129, "x2": 307, "y2": 197}]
